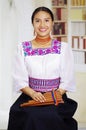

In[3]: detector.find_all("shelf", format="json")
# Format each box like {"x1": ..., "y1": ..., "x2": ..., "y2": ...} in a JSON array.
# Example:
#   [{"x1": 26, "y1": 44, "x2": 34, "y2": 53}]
[
  {"x1": 72, "y1": 48, "x2": 86, "y2": 52},
  {"x1": 54, "y1": 20, "x2": 67, "y2": 23},
  {"x1": 71, "y1": 20, "x2": 86, "y2": 22},
  {"x1": 70, "y1": 6, "x2": 86, "y2": 8},
  {"x1": 53, "y1": 34, "x2": 67, "y2": 37},
  {"x1": 52, "y1": 6, "x2": 68, "y2": 8},
  {"x1": 71, "y1": 34, "x2": 85, "y2": 38}
]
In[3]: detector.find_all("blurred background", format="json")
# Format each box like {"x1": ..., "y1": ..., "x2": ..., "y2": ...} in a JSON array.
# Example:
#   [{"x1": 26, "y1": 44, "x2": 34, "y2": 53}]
[{"x1": 0, "y1": 0, "x2": 86, "y2": 129}]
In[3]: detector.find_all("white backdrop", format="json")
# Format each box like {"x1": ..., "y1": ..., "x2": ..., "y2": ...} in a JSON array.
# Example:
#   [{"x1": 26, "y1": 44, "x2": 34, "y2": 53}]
[
  {"x1": 0, "y1": 0, "x2": 51, "y2": 129},
  {"x1": 0, "y1": 0, "x2": 35, "y2": 128}
]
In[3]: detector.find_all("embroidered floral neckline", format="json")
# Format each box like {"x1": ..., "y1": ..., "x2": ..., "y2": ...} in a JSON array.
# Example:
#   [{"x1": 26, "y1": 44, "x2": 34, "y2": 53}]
[{"x1": 22, "y1": 39, "x2": 61, "y2": 56}]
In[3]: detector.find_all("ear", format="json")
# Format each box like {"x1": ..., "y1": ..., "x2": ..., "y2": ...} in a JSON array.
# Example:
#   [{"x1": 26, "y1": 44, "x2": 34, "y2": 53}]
[{"x1": 52, "y1": 21, "x2": 54, "y2": 26}]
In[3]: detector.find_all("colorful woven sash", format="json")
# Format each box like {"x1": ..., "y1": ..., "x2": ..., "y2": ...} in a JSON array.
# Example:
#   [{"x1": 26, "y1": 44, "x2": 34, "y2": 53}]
[{"x1": 29, "y1": 77, "x2": 60, "y2": 92}]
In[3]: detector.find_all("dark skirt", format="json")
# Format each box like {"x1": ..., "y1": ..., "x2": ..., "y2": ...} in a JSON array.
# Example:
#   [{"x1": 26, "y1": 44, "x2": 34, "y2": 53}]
[{"x1": 7, "y1": 93, "x2": 78, "y2": 130}]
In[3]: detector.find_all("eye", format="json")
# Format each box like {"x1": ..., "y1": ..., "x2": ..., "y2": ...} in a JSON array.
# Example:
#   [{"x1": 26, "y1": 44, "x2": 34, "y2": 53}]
[
  {"x1": 34, "y1": 18, "x2": 40, "y2": 23},
  {"x1": 35, "y1": 20, "x2": 40, "y2": 22},
  {"x1": 45, "y1": 19, "x2": 49, "y2": 22}
]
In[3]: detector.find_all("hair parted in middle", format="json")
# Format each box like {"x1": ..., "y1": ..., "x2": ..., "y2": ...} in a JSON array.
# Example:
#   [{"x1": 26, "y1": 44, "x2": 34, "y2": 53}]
[{"x1": 31, "y1": 6, "x2": 54, "y2": 24}]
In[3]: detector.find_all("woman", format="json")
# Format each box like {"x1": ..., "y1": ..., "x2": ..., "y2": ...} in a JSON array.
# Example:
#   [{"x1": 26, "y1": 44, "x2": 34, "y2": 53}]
[{"x1": 7, "y1": 6, "x2": 78, "y2": 130}]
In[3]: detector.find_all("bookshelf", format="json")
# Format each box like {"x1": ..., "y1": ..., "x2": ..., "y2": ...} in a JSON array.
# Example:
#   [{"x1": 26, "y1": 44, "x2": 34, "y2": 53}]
[
  {"x1": 51, "y1": 0, "x2": 86, "y2": 72},
  {"x1": 51, "y1": 0, "x2": 68, "y2": 42},
  {"x1": 69, "y1": 0, "x2": 86, "y2": 72}
]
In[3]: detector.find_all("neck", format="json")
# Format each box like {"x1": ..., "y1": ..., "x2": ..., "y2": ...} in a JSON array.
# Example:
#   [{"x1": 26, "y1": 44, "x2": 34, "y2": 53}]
[{"x1": 35, "y1": 35, "x2": 51, "y2": 44}]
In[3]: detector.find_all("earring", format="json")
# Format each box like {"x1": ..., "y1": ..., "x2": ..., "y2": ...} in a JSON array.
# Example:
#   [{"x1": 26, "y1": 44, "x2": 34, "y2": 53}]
[
  {"x1": 33, "y1": 30, "x2": 37, "y2": 36},
  {"x1": 50, "y1": 31, "x2": 53, "y2": 38}
]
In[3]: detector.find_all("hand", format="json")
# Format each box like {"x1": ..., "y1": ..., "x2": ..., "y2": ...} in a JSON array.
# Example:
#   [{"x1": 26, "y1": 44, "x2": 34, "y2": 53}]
[
  {"x1": 31, "y1": 91, "x2": 46, "y2": 102},
  {"x1": 57, "y1": 88, "x2": 66, "y2": 95}
]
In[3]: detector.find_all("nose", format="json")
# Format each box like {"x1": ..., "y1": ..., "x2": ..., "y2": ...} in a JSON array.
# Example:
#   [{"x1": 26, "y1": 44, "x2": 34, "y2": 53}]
[{"x1": 40, "y1": 21, "x2": 45, "y2": 27}]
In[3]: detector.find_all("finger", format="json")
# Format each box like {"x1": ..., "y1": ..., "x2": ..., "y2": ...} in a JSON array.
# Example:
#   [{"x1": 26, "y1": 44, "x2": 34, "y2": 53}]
[
  {"x1": 39, "y1": 95, "x2": 46, "y2": 102},
  {"x1": 41, "y1": 95, "x2": 46, "y2": 101},
  {"x1": 33, "y1": 92, "x2": 46, "y2": 102},
  {"x1": 35, "y1": 95, "x2": 45, "y2": 102},
  {"x1": 38, "y1": 93, "x2": 46, "y2": 101},
  {"x1": 34, "y1": 96, "x2": 40, "y2": 102}
]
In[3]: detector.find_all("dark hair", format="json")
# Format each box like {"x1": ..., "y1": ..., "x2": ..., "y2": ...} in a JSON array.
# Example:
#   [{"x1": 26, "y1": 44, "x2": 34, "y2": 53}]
[{"x1": 31, "y1": 6, "x2": 54, "y2": 24}]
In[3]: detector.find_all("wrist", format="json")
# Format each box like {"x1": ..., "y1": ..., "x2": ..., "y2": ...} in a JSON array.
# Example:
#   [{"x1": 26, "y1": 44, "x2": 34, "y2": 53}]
[
  {"x1": 21, "y1": 86, "x2": 36, "y2": 97},
  {"x1": 58, "y1": 88, "x2": 66, "y2": 95}
]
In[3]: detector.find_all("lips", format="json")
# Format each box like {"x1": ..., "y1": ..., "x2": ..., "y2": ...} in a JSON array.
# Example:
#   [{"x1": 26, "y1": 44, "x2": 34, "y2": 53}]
[{"x1": 39, "y1": 28, "x2": 47, "y2": 32}]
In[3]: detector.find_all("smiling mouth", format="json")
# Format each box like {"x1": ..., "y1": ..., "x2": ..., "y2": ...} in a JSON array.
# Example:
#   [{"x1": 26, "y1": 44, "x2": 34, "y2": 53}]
[{"x1": 39, "y1": 28, "x2": 47, "y2": 32}]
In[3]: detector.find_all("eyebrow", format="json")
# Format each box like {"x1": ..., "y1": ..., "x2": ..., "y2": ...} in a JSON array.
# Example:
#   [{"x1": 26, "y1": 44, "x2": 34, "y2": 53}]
[{"x1": 34, "y1": 17, "x2": 51, "y2": 20}]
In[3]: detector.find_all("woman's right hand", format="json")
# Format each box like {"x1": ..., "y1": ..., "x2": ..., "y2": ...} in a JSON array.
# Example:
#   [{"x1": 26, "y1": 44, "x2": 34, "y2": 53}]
[
  {"x1": 31, "y1": 91, "x2": 46, "y2": 102},
  {"x1": 21, "y1": 86, "x2": 46, "y2": 102}
]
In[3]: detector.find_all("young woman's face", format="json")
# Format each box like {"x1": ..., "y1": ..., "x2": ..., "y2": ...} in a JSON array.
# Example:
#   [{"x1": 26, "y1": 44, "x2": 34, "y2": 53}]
[{"x1": 33, "y1": 11, "x2": 54, "y2": 38}]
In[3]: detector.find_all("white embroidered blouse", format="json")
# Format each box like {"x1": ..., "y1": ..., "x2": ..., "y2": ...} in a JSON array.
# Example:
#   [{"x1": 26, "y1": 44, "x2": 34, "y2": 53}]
[{"x1": 12, "y1": 40, "x2": 76, "y2": 93}]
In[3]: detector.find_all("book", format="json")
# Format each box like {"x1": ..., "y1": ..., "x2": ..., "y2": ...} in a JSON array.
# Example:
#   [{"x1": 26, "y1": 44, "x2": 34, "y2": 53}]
[
  {"x1": 77, "y1": 0, "x2": 81, "y2": 6},
  {"x1": 52, "y1": 0, "x2": 58, "y2": 6},
  {"x1": 71, "y1": 0, "x2": 77, "y2": 6},
  {"x1": 79, "y1": 37, "x2": 83, "y2": 49},
  {"x1": 61, "y1": 22, "x2": 65, "y2": 34},
  {"x1": 83, "y1": 37, "x2": 86, "y2": 49},
  {"x1": 53, "y1": 8, "x2": 58, "y2": 20},
  {"x1": 58, "y1": 0, "x2": 64, "y2": 6},
  {"x1": 53, "y1": 23, "x2": 60, "y2": 34},
  {"x1": 80, "y1": 0, "x2": 85, "y2": 6},
  {"x1": 82, "y1": 9, "x2": 86, "y2": 20},
  {"x1": 53, "y1": 8, "x2": 61, "y2": 21},
  {"x1": 73, "y1": 51, "x2": 85, "y2": 64},
  {"x1": 85, "y1": 52, "x2": 86, "y2": 64},
  {"x1": 64, "y1": 0, "x2": 67, "y2": 5},
  {"x1": 57, "y1": 8, "x2": 61, "y2": 20},
  {"x1": 61, "y1": 8, "x2": 68, "y2": 21},
  {"x1": 72, "y1": 36, "x2": 79, "y2": 49},
  {"x1": 65, "y1": 22, "x2": 68, "y2": 34}
]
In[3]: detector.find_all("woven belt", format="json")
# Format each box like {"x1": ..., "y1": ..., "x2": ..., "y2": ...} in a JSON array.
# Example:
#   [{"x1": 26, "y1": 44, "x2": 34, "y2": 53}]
[{"x1": 29, "y1": 77, "x2": 60, "y2": 92}]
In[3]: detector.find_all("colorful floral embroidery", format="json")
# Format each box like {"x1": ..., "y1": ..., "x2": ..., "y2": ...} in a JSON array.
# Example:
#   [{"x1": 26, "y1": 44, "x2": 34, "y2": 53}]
[{"x1": 22, "y1": 40, "x2": 61, "y2": 56}]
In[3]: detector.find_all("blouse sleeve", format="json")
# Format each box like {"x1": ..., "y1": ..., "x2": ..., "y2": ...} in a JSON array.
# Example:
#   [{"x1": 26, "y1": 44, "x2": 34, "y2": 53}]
[
  {"x1": 12, "y1": 43, "x2": 29, "y2": 93},
  {"x1": 59, "y1": 42, "x2": 76, "y2": 92}
]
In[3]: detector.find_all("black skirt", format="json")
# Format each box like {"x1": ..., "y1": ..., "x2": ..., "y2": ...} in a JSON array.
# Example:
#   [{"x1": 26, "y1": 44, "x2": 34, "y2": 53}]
[{"x1": 7, "y1": 93, "x2": 78, "y2": 130}]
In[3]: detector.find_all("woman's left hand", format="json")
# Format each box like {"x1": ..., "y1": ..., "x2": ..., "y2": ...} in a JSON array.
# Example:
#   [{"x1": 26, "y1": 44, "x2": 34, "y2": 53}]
[{"x1": 58, "y1": 88, "x2": 66, "y2": 95}]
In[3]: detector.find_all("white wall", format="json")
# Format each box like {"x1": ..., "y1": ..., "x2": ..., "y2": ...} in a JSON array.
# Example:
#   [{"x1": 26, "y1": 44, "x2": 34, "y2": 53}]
[
  {"x1": 0, "y1": 0, "x2": 52, "y2": 129},
  {"x1": 0, "y1": 0, "x2": 35, "y2": 129},
  {"x1": 35, "y1": 0, "x2": 51, "y2": 9},
  {"x1": 0, "y1": 0, "x2": 14, "y2": 128},
  {"x1": 68, "y1": 72, "x2": 86, "y2": 125}
]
